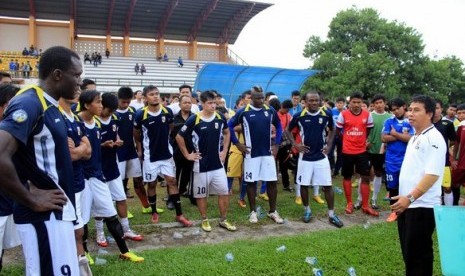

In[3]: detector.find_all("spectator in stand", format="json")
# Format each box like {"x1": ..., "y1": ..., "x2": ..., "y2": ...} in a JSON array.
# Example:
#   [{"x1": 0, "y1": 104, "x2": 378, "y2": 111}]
[
  {"x1": 8, "y1": 60, "x2": 16, "y2": 77},
  {"x1": 97, "y1": 52, "x2": 102, "y2": 64},
  {"x1": 29, "y1": 45, "x2": 34, "y2": 55},
  {"x1": 140, "y1": 64, "x2": 146, "y2": 75},
  {"x1": 196, "y1": 63, "x2": 200, "y2": 72},
  {"x1": 14, "y1": 60, "x2": 19, "y2": 77},
  {"x1": 289, "y1": 90, "x2": 302, "y2": 116},
  {"x1": 0, "y1": 72, "x2": 12, "y2": 84},
  {"x1": 157, "y1": 53, "x2": 163, "y2": 62},
  {"x1": 177, "y1": 57, "x2": 184, "y2": 67},
  {"x1": 105, "y1": 48, "x2": 110, "y2": 59},
  {"x1": 92, "y1": 52, "x2": 98, "y2": 67},
  {"x1": 163, "y1": 53, "x2": 169, "y2": 62},
  {"x1": 22, "y1": 61, "x2": 31, "y2": 79},
  {"x1": 134, "y1": 63, "x2": 140, "y2": 75},
  {"x1": 21, "y1": 47, "x2": 28, "y2": 56},
  {"x1": 32, "y1": 48, "x2": 39, "y2": 57},
  {"x1": 84, "y1": 52, "x2": 91, "y2": 64},
  {"x1": 130, "y1": 90, "x2": 145, "y2": 110}
]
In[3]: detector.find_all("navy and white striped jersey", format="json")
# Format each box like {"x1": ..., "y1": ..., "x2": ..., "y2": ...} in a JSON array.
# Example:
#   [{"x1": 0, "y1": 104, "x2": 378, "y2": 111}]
[
  {"x1": 82, "y1": 120, "x2": 105, "y2": 182},
  {"x1": 178, "y1": 112, "x2": 227, "y2": 173},
  {"x1": 288, "y1": 108, "x2": 333, "y2": 162},
  {"x1": 134, "y1": 106, "x2": 174, "y2": 162},
  {"x1": 228, "y1": 104, "x2": 282, "y2": 158},
  {"x1": 97, "y1": 115, "x2": 120, "y2": 182},
  {"x1": 0, "y1": 86, "x2": 76, "y2": 223},
  {"x1": 62, "y1": 110, "x2": 86, "y2": 193},
  {"x1": 115, "y1": 107, "x2": 138, "y2": 162}
]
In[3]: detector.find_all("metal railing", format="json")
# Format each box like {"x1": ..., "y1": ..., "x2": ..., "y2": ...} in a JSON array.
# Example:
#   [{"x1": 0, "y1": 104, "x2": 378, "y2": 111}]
[
  {"x1": 227, "y1": 48, "x2": 248, "y2": 66},
  {"x1": 87, "y1": 77, "x2": 194, "y2": 88}
]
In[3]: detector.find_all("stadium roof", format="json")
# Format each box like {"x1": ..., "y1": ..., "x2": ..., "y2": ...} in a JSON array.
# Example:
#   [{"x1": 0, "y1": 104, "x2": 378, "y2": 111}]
[{"x1": 0, "y1": 0, "x2": 272, "y2": 44}]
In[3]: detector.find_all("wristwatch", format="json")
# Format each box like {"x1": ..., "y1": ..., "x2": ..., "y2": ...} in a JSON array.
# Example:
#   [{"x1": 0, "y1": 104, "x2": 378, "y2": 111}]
[{"x1": 407, "y1": 194, "x2": 415, "y2": 204}]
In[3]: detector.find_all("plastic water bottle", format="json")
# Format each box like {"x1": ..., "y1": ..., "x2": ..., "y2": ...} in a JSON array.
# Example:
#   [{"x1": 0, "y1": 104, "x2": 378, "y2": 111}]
[
  {"x1": 305, "y1": 256, "x2": 317, "y2": 265},
  {"x1": 106, "y1": 236, "x2": 115, "y2": 244},
  {"x1": 363, "y1": 221, "x2": 371, "y2": 229},
  {"x1": 173, "y1": 232, "x2": 183, "y2": 239},
  {"x1": 334, "y1": 187, "x2": 343, "y2": 194},
  {"x1": 225, "y1": 252, "x2": 234, "y2": 262},
  {"x1": 312, "y1": 268, "x2": 323, "y2": 276},
  {"x1": 276, "y1": 245, "x2": 286, "y2": 252},
  {"x1": 256, "y1": 206, "x2": 266, "y2": 219},
  {"x1": 191, "y1": 228, "x2": 201, "y2": 236},
  {"x1": 95, "y1": 257, "x2": 107, "y2": 265},
  {"x1": 348, "y1": 267, "x2": 356, "y2": 276}
]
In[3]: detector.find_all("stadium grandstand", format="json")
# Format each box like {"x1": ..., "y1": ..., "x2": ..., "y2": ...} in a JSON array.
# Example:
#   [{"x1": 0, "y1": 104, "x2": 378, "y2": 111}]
[{"x1": 0, "y1": 0, "x2": 317, "y2": 97}]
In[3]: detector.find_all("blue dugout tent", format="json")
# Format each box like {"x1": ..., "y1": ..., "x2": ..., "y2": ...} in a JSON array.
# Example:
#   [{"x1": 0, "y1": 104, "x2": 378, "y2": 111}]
[{"x1": 194, "y1": 64, "x2": 319, "y2": 108}]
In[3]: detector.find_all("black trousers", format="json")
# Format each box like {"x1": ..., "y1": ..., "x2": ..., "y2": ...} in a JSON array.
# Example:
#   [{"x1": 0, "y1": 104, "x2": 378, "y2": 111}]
[
  {"x1": 397, "y1": 208, "x2": 435, "y2": 276},
  {"x1": 174, "y1": 155, "x2": 193, "y2": 195},
  {"x1": 277, "y1": 146, "x2": 292, "y2": 188}
]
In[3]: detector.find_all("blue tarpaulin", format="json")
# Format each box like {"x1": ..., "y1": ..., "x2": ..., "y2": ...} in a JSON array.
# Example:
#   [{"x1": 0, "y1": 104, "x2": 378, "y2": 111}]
[{"x1": 194, "y1": 64, "x2": 319, "y2": 108}]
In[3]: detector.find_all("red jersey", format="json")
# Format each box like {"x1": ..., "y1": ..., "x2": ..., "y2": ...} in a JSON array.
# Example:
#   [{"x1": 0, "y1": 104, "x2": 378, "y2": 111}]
[
  {"x1": 336, "y1": 109, "x2": 373, "y2": 154},
  {"x1": 456, "y1": 123, "x2": 465, "y2": 169}
]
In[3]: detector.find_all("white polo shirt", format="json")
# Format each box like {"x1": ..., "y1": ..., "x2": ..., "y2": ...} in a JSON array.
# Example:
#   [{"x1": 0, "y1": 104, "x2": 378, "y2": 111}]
[{"x1": 399, "y1": 125, "x2": 446, "y2": 208}]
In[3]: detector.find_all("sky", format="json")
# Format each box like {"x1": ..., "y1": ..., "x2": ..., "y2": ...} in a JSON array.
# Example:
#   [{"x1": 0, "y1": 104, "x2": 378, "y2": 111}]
[{"x1": 230, "y1": 0, "x2": 465, "y2": 69}]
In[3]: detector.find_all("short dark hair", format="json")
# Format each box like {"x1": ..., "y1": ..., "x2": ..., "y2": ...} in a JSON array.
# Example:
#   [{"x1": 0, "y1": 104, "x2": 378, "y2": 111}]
[
  {"x1": 371, "y1": 94, "x2": 386, "y2": 104},
  {"x1": 117, "y1": 86, "x2": 133, "y2": 100},
  {"x1": 335, "y1": 97, "x2": 345, "y2": 103},
  {"x1": 80, "y1": 79, "x2": 96, "y2": 91},
  {"x1": 411, "y1": 95, "x2": 436, "y2": 121},
  {"x1": 457, "y1": 104, "x2": 465, "y2": 111},
  {"x1": 363, "y1": 100, "x2": 369, "y2": 106},
  {"x1": 435, "y1": 98, "x2": 443, "y2": 108},
  {"x1": 79, "y1": 90, "x2": 100, "y2": 111},
  {"x1": 350, "y1": 92, "x2": 364, "y2": 101},
  {"x1": 389, "y1": 98, "x2": 406, "y2": 109},
  {"x1": 39, "y1": 46, "x2": 80, "y2": 80},
  {"x1": 265, "y1": 92, "x2": 275, "y2": 99},
  {"x1": 281, "y1": 99, "x2": 293, "y2": 109},
  {"x1": 0, "y1": 84, "x2": 19, "y2": 106},
  {"x1": 326, "y1": 101, "x2": 335, "y2": 109},
  {"x1": 251, "y1": 85, "x2": 263, "y2": 93},
  {"x1": 0, "y1": 71, "x2": 11, "y2": 80},
  {"x1": 241, "y1": 90, "x2": 251, "y2": 99},
  {"x1": 215, "y1": 106, "x2": 228, "y2": 115},
  {"x1": 268, "y1": 98, "x2": 281, "y2": 111},
  {"x1": 143, "y1": 85, "x2": 158, "y2": 96},
  {"x1": 291, "y1": 90, "x2": 301, "y2": 97},
  {"x1": 200, "y1": 90, "x2": 216, "y2": 103},
  {"x1": 179, "y1": 94, "x2": 191, "y2": 103},
  {"x1": 448, "y1": 104, "x2": 457, "y2": 109},
  {"x1": 179, "y1": 84, "x2": 192, "y2": 92},
  {"x1": 101, "y1": 92, "x2": 118, "y2": 111}
]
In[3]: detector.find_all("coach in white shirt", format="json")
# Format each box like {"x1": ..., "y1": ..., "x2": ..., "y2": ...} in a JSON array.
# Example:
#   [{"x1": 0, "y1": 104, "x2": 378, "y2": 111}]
[
  {"x1": 391, "y1": 95, "x2": 446, "y2": 276},
  {"x1": 168, "y1": 84, "x2": 200, "y2": 115}
]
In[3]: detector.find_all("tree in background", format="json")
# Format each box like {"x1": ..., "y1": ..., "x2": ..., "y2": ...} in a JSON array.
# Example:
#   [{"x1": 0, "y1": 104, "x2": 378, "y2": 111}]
[{"x1": 302, "y1": 7, "x2": 465, "y2": 103}]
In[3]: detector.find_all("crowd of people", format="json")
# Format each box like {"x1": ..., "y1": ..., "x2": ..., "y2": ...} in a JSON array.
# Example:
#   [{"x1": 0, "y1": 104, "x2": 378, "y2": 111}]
[
  {"x1": 21, "y1": 45, "x2": 41, "y2": 57},
  {"x1": 0, "y1": 46, "x2": 462, "y2": 275}
]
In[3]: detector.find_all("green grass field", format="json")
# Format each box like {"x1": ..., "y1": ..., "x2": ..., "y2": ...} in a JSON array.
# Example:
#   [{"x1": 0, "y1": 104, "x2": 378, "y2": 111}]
[{"x1": 1, "y1": 179, "x2": 446, "y2": 275}]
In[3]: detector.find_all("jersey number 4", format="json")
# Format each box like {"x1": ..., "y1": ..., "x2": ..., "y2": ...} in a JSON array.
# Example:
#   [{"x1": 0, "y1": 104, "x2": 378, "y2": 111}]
[{"x1": 245, "y1": 172, "x2": 252, "y2": 180}]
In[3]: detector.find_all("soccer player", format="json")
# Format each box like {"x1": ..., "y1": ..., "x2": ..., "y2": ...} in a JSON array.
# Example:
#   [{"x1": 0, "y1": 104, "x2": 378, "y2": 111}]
[
  {"x1": 287, "y1": 91, "x2": 344, "y2": 228},
  {"x1": 336, "y1": 92, "x2": 378, "y2": 216},
  {"x1": 228, "y1": 86, "x2": 284, "y2": 224},
  {"x1": 0, "y1": 46, "x2": 81, "y2": 275},
  {"x1": 0, "y1": 84, "x2": 21, "y2": 272},
  {"x1": 381, "y1": 98, "x2": 414, "y2": 222},
  {"x1": 133, "y1": 85, "x2": 192, "y2": 227},
  {"x1": 452, "y1": 104, "x2": 465, "y2": 204},
  {"x1": 116, "y1": 87, "x2": 151, "y2": 212},
  {"x1": 94, "y1": 92, "x2": 143, "y2": 244},
  {"x1": 432, "y1": 99, "x2": 456, "y2": 206},
  {"x1": 176, "y1": 90, "x2": 237, "y2": 232},
  {"x1": 79, "y1": 90, "x2": 144, "y2": 262},
  {"x1": 391, "y1": 95, "x2": 446, "y2": 275},
  {"x1": 364, "y1": 94, "x2": 391, "y2": 209},
  {"x1": 59, "y1": 87, "x2": 94, "y2": 274}
]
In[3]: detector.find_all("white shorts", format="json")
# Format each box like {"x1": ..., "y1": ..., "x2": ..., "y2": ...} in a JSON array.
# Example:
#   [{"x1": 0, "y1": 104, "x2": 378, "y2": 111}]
[
  {"x1": 107, "y1": 176, "x2": 127, "y2": 201},
  {"x1": 296, "y1": 157, "x2": 332, "y2": 186},
  {"x1": 73, "y1": 191, "x2": 84, "y2": 230},
  {"x1": 0, "y1": 214, "x2": 20, "y2": 251},
  {"x1": 16, "y1": 213, "x2": 78, "y2": 276},
  {"x1": 118, "y1": 158, "x2": 142, "y2": 179},
  {"x1": 193, "y1": 168, "x2": 229, "y2": 198},
  {"x1": 243, "y1": 156, "x2": 277, "y2": 182},
  {"x1": 143, "y1": 158, "x2": 176, "y2": 182},
  {"x1": 82, "y1": 178, "x2": 117, "y2": 223}
]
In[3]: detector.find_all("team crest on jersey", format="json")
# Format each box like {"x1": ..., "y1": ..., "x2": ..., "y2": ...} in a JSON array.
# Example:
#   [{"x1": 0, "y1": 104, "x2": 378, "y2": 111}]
[
  {"x1": 162, "y1": 116, "x2": 166, "y2": 123},
  {"x1": 129, "y1": 114, "x2": 132, "y2": 120},
  {"x1": 12, "y1": 109, "x2": 27, "y2": 123},
  {"x1": 97, "y1": 131, "x2": 100, "y2": 139},
  {"x1": 264, "y1": 111, "x2": 269, "y2": 117},
  {"x1": 77, "y1": 126, "x2": 81, "y2": 136},
  {"x1": 415, "y1": 140, "x2": 421, "y2": 149},
  {"x1": 181, "y1": 125, "x2": 187, "y2": 132},
  {"x1": 112, "y1": 124, "x2": 117, "y2": 132},
  {"x1": 215, "y1": 122, "x2": 218, "y2": 129},
  {"x1": 319, "y1": 118, "x2": 323, "y2": 124}
]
